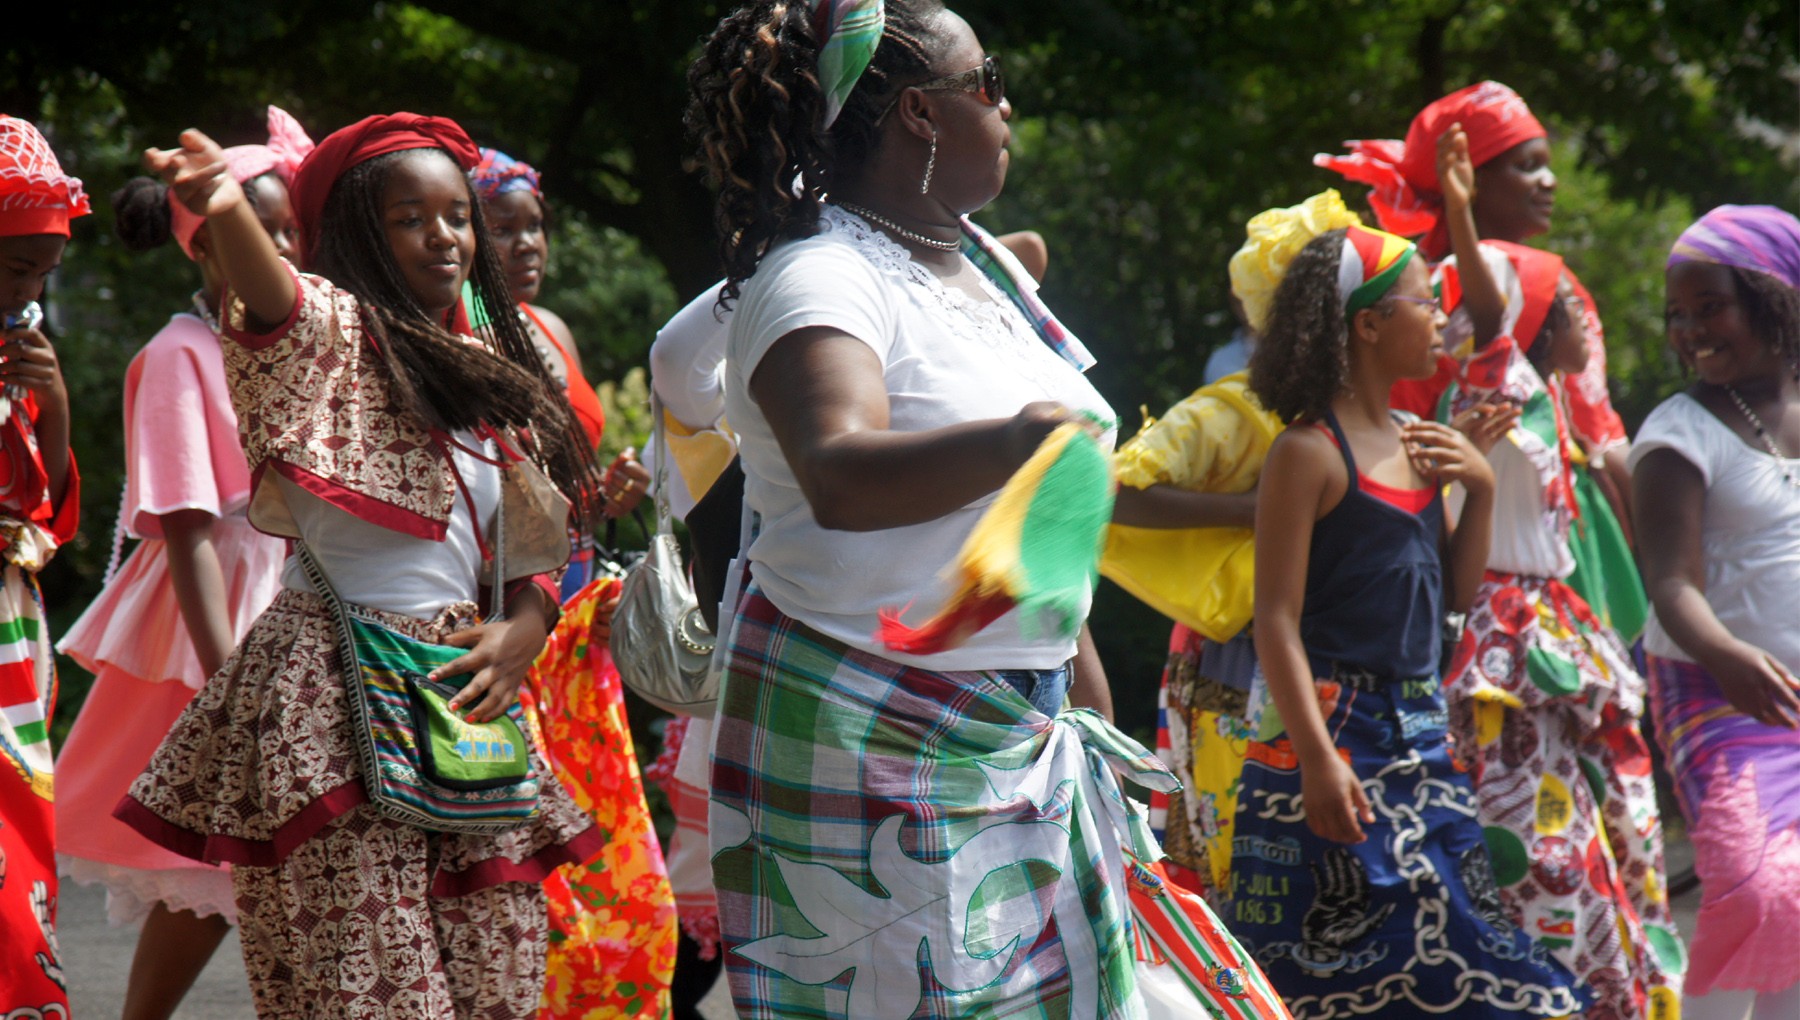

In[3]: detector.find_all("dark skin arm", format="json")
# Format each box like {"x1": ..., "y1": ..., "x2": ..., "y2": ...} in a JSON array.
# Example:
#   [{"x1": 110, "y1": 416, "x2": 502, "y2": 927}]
[
  {"x1": 1253, "y1": 427, "x2": 1373, "y2": 844},
  {"x1": 749, "y1": 326, "x2": 1072, "y2": 531},
  {"x1": 1111, "y1": 485, "x2": 1257, "y2": 529},
  {"x1": 0, "y1": 325, "x2": 69, "y2": 510},
  {"x1": 161, "y1": 509, "x2": 236, "y2": 678},
  {"x1": 1439, "y1": 125, "x2": 1506, "y2": 348},
  {"x1": 1635, "y1": 447, "x2": 1800, "y2": 726},
  {"x1": 145, "y1": 130, "x2": 296, "y2": 331},
  {"x1": 1068, "y1": 623, "x2": 1113, "y2": 720}
]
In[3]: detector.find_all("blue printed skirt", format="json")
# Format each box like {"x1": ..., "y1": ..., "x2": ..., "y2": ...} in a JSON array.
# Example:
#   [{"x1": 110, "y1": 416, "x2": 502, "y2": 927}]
[{"x1": 1224, "y1": 670, "x2": 1588, "y2": 1019}]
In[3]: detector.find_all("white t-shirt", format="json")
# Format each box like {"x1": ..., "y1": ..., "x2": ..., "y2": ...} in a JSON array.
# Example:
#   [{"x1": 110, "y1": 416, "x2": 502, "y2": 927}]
[
  {"x1": 1631, "y1": 393, "x2": 1800, "y2": 672},
  {"x1": 648, "y1": 284, "x2": 732, "y2": 522},
  {"x1": 1448, "y1": 437, "x2": 1575, "y2": 578},
  {"x1": 726, "y1": 205, "x2": 1117, "y2": 670},
  {"x1": 279, "y1": 433, "x2": 502, "y2": 619}
]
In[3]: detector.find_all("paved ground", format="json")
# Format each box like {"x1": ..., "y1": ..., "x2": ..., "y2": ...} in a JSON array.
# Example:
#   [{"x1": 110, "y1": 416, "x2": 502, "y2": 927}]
[{"x1": 61, "y1": 841, "x2": 1699, "y2": 1018}]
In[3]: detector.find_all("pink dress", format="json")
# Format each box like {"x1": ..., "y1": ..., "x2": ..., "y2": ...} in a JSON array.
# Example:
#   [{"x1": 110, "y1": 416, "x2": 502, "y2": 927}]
[{"x1": 55, "y1": 310, "x2": 286, "y2": 926}]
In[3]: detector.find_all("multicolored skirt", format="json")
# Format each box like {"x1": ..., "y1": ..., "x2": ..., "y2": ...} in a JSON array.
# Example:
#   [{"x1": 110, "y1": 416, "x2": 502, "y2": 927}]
[
  {"x1": 1447, "y1": 573, "x2": 1684, "y2": 1018},
  {"x1": 710, "y1": 588, "x2": 1284, "y2": 1019},
  {"x1": 1150, "y1": 624, "x2": 1255, "y2": 899},
  {"x1": 1227, "y1": 668, "x2": 1587, "y2": 1019},
  {"x1": 1649, "y1": 654, "x2": 1800, "y2": 997},
  {"x1": 0, "y1": 563, "x2": 68, "y2": 1016},
  {"x1": 520, "y1": 578, "x2": 677, "y2": 1019}
]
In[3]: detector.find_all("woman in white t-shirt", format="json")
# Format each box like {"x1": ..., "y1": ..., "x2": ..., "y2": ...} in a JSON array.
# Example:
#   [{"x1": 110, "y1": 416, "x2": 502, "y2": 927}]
[
  {"x1": 1633, "y1": 206, "x2": 1800, "y2": 1020},
  {"x1": 683, "y1": 3, "x2": 1289, "y2": 1019}
]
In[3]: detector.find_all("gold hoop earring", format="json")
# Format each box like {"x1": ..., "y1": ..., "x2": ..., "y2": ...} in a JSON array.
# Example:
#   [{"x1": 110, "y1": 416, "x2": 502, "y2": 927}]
[{"x1": 921, "y1": 129, "x2": 937, "y2": 195}]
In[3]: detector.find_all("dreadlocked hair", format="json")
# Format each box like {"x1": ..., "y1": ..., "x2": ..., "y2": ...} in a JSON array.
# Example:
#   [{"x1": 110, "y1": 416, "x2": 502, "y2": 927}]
[
  {"x1": 310, "y1": 149, "x2": 603, "y2": 529},
  {"x1": 686, "y1": 0, "x2": 948, "y2": 306},
  {"x1": 1250, "y1": 229, "x2": 1360, "y2": 423},
  {"x1": 1731, "y1": 266, "x2": 1800, "y2": 368}
]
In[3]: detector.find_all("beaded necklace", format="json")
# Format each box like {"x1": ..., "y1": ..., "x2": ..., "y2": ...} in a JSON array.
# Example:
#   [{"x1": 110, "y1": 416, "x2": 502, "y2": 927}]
[
  {"x1": 1724, "y1": 383, "x2": 1800, "y2": 489},
  {"x1": 837, "y1": 201, "x2": 960, "y2": 252},
  {"x1": 190, "y1": 291, "x2": 221, "y2": 333}
]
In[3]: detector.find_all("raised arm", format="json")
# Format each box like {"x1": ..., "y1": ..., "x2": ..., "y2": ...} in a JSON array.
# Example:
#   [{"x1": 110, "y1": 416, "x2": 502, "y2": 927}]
[
  {"x1": 749, "y1": 326, "x2": 1072, "y2": 531},
  {"x1": 1253, "y1": 429, "x2": 1372, "y2": 844},
  {"x1": 144, "y1": 130, "x2": 294, "y2": 330},
  {"x1": 1635, "y1": 447, "x2": 1800, "y2": 726},
  {"x1": 1438, "y1": 124, "x2": 1505, "y2": 348},
  {"x1": 1111, "y1": 485, "x2": 1256, "y2": 529}
]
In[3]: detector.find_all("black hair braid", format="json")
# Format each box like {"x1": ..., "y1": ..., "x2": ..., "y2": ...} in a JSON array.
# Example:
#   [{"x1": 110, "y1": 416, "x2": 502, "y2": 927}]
[
  {"x1": 113, "y1": 176, "x2": 174, "y2": 252},
  {"x1": 1250, "y1": 230, "x2": 1357, "y2": 423},
  {"x1": 309, "y1": 150, "x2": 603, "y2": 529},
  {"x1": 1733, "y1": 267, "x2": 1800, "y2": 369},
  {"x1": 687, "y1": 0, "x2": 946, "y2": 305}
]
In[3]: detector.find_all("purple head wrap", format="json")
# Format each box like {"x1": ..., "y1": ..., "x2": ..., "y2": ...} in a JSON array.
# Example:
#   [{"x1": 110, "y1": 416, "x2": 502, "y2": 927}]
[
  {"x1": 472, "y1": 147, "x2": 541, "y2": 202},
  {"x1": 1668, "y1": 205, "x2": 1800, "y2": 291}
]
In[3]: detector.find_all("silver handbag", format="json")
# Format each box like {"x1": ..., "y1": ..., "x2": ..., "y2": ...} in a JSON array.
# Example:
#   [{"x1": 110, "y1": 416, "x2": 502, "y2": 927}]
[{"x1": 610, "y1": 395, "x2": 719, "y2": 717}]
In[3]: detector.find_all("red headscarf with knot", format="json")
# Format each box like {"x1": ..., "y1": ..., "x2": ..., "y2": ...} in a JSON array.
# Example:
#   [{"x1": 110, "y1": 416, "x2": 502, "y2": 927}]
[
  {"x1": 0, "y1": 115, "x2": 92, "y2": 237},
  {"x1": 1315, "y1": 81, "x2": 1546, "y2": 260},
  {"x1": 290, "y1": 112, "x2": 480, "y2": 270}
]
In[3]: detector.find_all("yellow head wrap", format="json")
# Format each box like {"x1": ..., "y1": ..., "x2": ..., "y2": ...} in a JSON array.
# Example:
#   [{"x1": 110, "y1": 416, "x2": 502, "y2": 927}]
[{"x1": 1227, "y1": 189, "x2": 1363, "y2": 334}]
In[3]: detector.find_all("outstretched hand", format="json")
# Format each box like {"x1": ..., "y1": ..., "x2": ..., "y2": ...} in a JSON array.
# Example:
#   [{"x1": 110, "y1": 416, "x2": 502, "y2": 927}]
[
  {"x1": 1449, "y1": 401, "x2": 1519, "y2": 456},
  {"x1": 1402, "y1": 420, "x2": 1494, "y2": 495},
  {"x1": 1437, "y1": 122, "x2": 1475, "y2": 215},
  {"x1": 143, "y1": 129, "x2": 243, "y2": 219}
]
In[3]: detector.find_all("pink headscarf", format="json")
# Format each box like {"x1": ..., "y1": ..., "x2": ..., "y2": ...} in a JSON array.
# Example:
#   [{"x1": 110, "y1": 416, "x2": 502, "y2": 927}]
[
  {"x1": 169, "y1": 105, "x2": 313, "y2": 260},
  {"x1": 1315, "y1": 81, "x2": 1546, "y2": 260}
]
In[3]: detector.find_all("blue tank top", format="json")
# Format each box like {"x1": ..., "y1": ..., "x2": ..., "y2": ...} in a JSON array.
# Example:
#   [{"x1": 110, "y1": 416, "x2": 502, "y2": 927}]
[{"x1": 1300, "y1": 411, "x2": 1445, "y2": 679}]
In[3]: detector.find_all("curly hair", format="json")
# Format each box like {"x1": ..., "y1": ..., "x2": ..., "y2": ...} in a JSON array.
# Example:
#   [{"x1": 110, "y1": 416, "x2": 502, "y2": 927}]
[
  {"x1": 1733, "y1": 265, "x2": 1800, "y2": 367},
  {"x1": 686, "y1": 0, "x2": 949, "y2": 305},
  {"x1": 310, "y1": 149, "x2": 602, "y2": 528},
  {"x1": 1249, "y1": 229, "x2": 1357, "y2": 422}
]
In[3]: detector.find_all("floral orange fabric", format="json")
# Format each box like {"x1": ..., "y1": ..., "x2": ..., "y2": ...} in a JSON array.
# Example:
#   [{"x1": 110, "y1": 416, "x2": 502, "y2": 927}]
[{"x1": 522, "y1": 578, "x2": 677, "y2": 1019}]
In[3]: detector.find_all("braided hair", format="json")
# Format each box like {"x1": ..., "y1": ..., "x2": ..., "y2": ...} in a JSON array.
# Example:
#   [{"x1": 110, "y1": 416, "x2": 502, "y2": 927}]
[
  {"x1": 686, "y1": 0, "x2": 949, "y2": 304},
  {"x1": 310, "y1": 149, "x2": 602, "y2": 527}
]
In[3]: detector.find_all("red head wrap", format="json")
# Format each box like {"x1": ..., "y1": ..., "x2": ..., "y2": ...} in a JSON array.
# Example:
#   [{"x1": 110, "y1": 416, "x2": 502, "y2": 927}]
[
  {"x1": 0, "y1": 115, "x2": 92, "y2": 238},
  {"x1": 1488, "y1": 240, "x2": 1565, "y2": 355},
  {"x1": 1315, "y1": 82, "x2": 1546, "y2": 260},
  {"x1": 289, "y1": 112, "x2": 480, "y2": 270}
]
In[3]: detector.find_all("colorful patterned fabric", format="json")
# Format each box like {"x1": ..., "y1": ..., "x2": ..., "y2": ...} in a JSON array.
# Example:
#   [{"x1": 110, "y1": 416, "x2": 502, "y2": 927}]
[
  {"x1": 877, "y1": 423, "x2": 1112, "y2": 654},
  {"x1": 642, "y1": 715, "x2": 721, "y2": 958},
  {"x1": 1314, "y1": 81, "x2": 1545, "y2": 260},
  {"x1": 1147, "y1": 625, "x2": 1254, "y2": 898},
  {"x1": 1338, "y1": 224, "x2": 1417, "y2": 317},
  {"x1": 0, "y1": 115, "x2": 90, "y2": 237},
  {"x1": 1227, "y1": 669, "x2": 1588, "y2": 1020},
  {"x1": 1229, "y1": 190, "x2": 1363, "y2": 333},
  {"x1": 1647, "y1": 655, "x2": 1800, "y2": 997},
  {"x1": 711, "y1": 588, "x2": 1183, "y2": 1019},
  {"x1": 117, "y1": 588, "x2": 603, "y2": 885},
  {"x1": 1446, "y1": 575, "x2": 1684, "y2": 1019},
  {"x1": 519, "y1": 578, "x2": 677, "y2": 1020},
  {"x1": 232, "y1": 801, "x2": 549, "y2": 1019},
  {"x1": 473, "y1": 147, "x2": 543, "y2": 201},
  {"x1": 1128, "y1": 855, "x2": 1293, "y2": 1019},
  {"x1": 1667, "y1": 204, "x2": 1800, "y2": 289},
  {"x1": 0, "y1": 565, "x2": 67, "y2": 1017},
  {"x1": 1564, "y1": 271, "x2": 1629, "y2": 454},
  {"x1": 960, "y1": 216, "x2": 1096, "y2": 371},
  {"x1": 810, "y1": 0, "x2": 885, "y2": 130}
]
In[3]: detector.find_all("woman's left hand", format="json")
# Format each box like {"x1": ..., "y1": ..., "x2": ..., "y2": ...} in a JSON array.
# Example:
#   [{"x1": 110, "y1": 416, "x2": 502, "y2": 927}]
[
  {"x1": 1403, "y1": 420, "x2": 1494, "y2": 495},
  {"x1": 602, "y1": 448, "x2": 651, "y2": 518},
  {"x1": 433, "y1": 604, "x2": 552, "y2": 723}
]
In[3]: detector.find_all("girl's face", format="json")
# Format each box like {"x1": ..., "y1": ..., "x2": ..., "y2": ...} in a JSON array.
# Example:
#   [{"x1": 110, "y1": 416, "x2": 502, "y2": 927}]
[
  {"x1": 245, "y1": 174, "x2": 299, "y2": 262},
  {"x1": 1665, "y1": 260, "x2": 1778, "y2": 386},
  {"x1": 1473, "y1": 137, "x2": 1556, "y2": 243},
  {"x1": 1372, "y1": 256, "x2": 1448, "y2": 379},
  {"x1": 484, "y1": 189, "x2": 547, "y2": 305},
  {"x1": 381, "y1": 150, "x2": 477, "y2": 317},
  {"x1": 1544, "y1": 276, "x2": 1590, "y2": 375},
  {"x1": 0, "y1": 234, "x2": 68, "y2": 316}
]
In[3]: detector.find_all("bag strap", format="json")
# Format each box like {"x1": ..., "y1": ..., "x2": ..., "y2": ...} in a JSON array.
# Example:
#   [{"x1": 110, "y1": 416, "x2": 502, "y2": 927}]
[
  {"x1": 648, "y1": 391, "x2": 675, "y2": 538},
  {"x1": 296, "y1": 541, "x2": 364, "y2": 662}
]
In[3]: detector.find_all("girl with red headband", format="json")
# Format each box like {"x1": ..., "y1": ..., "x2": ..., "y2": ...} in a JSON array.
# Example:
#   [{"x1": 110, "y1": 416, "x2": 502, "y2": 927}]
[
  {"x1": 0, "y1": 112, "x2": 85, "y2": 1020},
  {"x1": 1239, "y1": 220, "x2": 1585, "y2": 1018},
  {"x1": 54, "y1": 106, "x2": 310, "y2": 1020},
  {"x1": 119, "y1": 113, "x2": 608, "y2": 1018},
  {"x1": 1432, "y1": 133, "x2": 1684, "y2": 1017}
]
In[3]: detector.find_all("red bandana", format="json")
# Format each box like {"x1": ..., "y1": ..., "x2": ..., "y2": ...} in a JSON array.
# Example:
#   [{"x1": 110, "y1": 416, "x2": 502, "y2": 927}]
[{"x1": 0, "y1": 116, "x2": 92, "y2": 238}]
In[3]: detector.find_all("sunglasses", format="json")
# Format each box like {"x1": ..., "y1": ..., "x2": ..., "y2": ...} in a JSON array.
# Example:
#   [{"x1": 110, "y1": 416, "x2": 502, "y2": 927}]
[{"x1": 878, "y1": 55, "x2": 1005, "y2": 121}]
